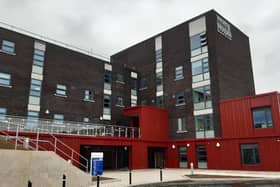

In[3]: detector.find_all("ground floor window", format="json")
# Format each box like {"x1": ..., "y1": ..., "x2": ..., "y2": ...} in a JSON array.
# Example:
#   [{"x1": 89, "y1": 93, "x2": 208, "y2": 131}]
[
  {"x1": 178, "y1": 146, "x2": 187, "y2": 168},
  {"x1": 240, "y1": 144, "x2": 260, "y2": 165},
  {"x1": 196, "y1": 145, "x2": 207, "y2": 168}
]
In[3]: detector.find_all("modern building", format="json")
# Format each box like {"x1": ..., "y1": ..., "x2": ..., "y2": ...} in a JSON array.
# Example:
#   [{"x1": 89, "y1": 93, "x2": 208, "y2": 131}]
[{"x1": 1, "y1": 10, "x2": 278, "y2": 171}]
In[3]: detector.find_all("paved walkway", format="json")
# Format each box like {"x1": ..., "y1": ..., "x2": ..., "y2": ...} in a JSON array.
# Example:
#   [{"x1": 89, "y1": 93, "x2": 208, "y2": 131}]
[{"x1": 88, "y1": 169, "x2": 280, "y2": 187}]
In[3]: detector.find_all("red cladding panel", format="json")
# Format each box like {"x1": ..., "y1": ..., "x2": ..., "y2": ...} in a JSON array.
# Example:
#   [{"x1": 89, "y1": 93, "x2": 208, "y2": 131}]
[
  {"x1": 220, "y1": 92, "x2": 280, "y2": 138},
  {"x1": 124, "y1": 106, "x2": 169, "y2": 141}
]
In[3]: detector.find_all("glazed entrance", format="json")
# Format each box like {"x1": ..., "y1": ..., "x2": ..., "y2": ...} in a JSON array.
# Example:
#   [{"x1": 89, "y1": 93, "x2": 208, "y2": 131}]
[{"x1": 80, "y1": 145, "x2": 129, "y2": 170}]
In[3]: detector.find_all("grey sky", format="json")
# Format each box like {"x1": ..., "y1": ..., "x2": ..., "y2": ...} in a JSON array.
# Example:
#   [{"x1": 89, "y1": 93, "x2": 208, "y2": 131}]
[{"x1": 0, "y1": 0, "x2": 279, "y2": 93}]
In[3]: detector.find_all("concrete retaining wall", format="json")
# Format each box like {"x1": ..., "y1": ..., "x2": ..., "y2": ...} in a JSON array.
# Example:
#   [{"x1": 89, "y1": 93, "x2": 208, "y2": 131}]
[{"x1": 0, "y1": 150, "x2": 92, "y2": 187}]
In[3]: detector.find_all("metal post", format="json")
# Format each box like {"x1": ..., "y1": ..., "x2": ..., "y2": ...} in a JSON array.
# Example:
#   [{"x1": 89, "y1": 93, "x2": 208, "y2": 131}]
[
  {"x1": 132, "y1": 128, "x2": 135, "y2": 138},
  {"x1": 160, "y1": 167, "x2": 163, "y2": 182},
  {"x1": 28, "y1": 180, "x2": 32, "y2": 187},
  {"x1": 71, "y1": 150, "x2": 74, "y2": 163},
  {"x1": 54, "y1": 138, "x2": 57, "y2": 153},
  {"x1": 86, "y1": 160, "x2": 88, "y2": 173},
  {"x1": 129, "y1": 169, "x2": 132, "y2": 185},
  {"x1": 97, "y1": 176, "x2": 100, "y2": 187},
  {"x1": 125, "y1": 128, "x2": 128, "y2": 138},
  {"x1": 138, "y1": 128, "x2": 141, "y2": 138},
  {"x1": 118, "y1": 127, "x2": 121, "y2": 137},
  {"x1": 36, "y1": 128, "x2": 40, "y2": 151},
  {"x1": 103, "y1": 126, "x2": 106, "y2": 136},
  {"x1": 62, "y1": 174, "x2": 66, "y2": 187},
  {"x1": 15, "y1": 125, "x2": 19, "y2": 150}
]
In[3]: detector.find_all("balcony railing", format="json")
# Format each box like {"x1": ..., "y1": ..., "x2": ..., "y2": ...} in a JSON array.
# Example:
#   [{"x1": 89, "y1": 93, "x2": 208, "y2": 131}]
[{"x1": 0, "y1": 115, "x2": 140, "y2": 138}]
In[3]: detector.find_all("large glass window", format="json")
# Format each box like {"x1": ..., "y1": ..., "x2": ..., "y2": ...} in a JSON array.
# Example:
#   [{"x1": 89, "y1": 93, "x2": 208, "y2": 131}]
[
  {"x1": 190, "y1": 32, "x2": 207, "y2": 57},
  {"x1": 177, "y1": 117, "x2": 187, "y2": 132},
  {"x1": 178, "y1": 147, "x2": 187, "y2": 168},
  {"x1": 240, "y1": 144, "x2": 260, "y2": 165},
  {"x1": 195, "y1": 114, "x2": 214, "y2": 138},
  {"x1": 84, "y1": 90, "x2": 94, "y2": 101},
  {"x1": 193, "y1": 85, "x2": 212, "y2": 110},
  {"x1": 53, "y1": 114, "x2": 64, "y2": 125},
  {"x1": 0, "y1": 72, "x2": 11, "y2": 87},
  {"x1": 33, "y1": 49, "x2": 45, "y2": 66},
  {"x1": 1, "y1": 40, "x2": 15, "y2": 53},
  {"x1": 175, "y1": 66, "x2": 184, "y2": 80},
  {"x1": 0, "y1": 107, "x2": 7, "y2": 122},
  {"x1": 30, "y1": 79, "x2": 42, "y2": 97},
  {"x1": 252, "y1": 107, "x2": 273, "y2": 128},
  {"x1": 192, "y1": 58, "x2": 209, "y2": 83},
  {"x1": 56, "y1": 84, "x2": 67, "y2": 96}
]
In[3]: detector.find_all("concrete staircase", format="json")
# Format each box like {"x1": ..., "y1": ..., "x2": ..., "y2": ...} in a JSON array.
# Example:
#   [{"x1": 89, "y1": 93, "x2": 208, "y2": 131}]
[{"x1": 0, "y1": 149, "x2": 93, "y2": 187}]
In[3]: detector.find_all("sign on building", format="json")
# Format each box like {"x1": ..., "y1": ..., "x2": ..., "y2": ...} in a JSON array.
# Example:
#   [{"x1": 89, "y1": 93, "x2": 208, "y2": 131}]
[{"x1": 217, "y1": 15, "x2": 232, "y2": 40}]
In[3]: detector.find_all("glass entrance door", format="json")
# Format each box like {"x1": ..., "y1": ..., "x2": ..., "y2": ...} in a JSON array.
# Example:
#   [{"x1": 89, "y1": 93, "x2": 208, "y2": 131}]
[{"x1": 196, "y1": 145, "x2": 207, "y2": 168}]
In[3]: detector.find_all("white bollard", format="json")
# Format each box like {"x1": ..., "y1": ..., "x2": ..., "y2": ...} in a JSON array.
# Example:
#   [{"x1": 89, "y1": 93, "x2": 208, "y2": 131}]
[{"x1": 190, "y1": 162, "x2": 194, "y2": 175}]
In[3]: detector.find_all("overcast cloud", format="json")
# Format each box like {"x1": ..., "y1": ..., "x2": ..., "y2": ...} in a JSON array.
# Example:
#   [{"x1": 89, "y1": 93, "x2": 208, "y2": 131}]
[{"x1": 0, "y1": 0, "x2": 279, "y2": 93}]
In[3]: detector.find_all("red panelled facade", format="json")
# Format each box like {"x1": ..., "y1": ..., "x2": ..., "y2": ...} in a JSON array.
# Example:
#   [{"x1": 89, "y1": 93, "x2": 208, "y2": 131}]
[{"x1": 9, "y1": 93, "x2": 280, "y2": 171}]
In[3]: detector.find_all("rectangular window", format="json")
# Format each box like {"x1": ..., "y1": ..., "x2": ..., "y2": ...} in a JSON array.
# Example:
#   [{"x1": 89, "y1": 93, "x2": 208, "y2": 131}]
[
  {"x1": 192, "y1": 58, "x2": 209, "y2": 83},
  {"x1": 104, "y1": 71, "x2": 112, "y2": 84},
  {"x1": 56, "y1": 84, "x2": 67, "y2": 96},
  {"x1": 156, "y1": 96, "x2": 163, "y2": 107},
  {"x1": 54, "y1": 114, "x2": 64, "y2": 125},
  {"x1": 116, "y1": 74, "x2": 124, "y2": 83},
  {"x1": 240, "y1": 144, "x2": 260, "y2": 165},
  {"x1": 0, "y1": 107, "x2": 7, "y2": 122},
  {"x1": 176, "y1": 91, "x2": 185, "y2": 106},
  {"x1": 103, "y1": 95, "x2": 111, "y2": 115},
  {"x1": 252, "y1": 107, "x2": 273, "y2": 128},
  {"x1": 33, "y1": 49, "x2": 45, "y2": 67},
  {"x1": 193, "y1": 85, "x2": 212, "y2": 110},
  {"x1": 1, "y1": 40, "x2": 15, "y2": 53},
  {"x1": 27, "y1": 111, "x2": 39, "y2": 127},
  {"x1": 196, "y1": 145, "x2": 208, "y2": 168},
  {"x1": 178, "y1": 147, "x2": 187, "y2": 168},
  {"x1": 116, "y1": 96, "x2": 124, "y2": 107},
  {"x1": 131, "y1": 78, "x2": 137, "y2": 90},
  {"x1": 0, "y1": 72, "x2": 11, "y2": 87},
  {"x1": 29, "y1": 96, "x2": 40, "y2": 105},
  {"x1": 32, "y1": 65, "x2": 43, "y2": 75},
  {"x1": 104, "y1": 71, "x2": 112, "y2": 90},
  {"x1": 83, "y1": 117, "x2": 91, "y2": 123},
  {"x1": 195, "y1": 114, "x2": 214, "y2": 138},
  {"x1": 177, "y1": 117, "x2": 187, "y2": 132},
  {"x1": 139, "y1": 78, "x2": 148, "y2": 90},
  {"x1": 30, "y1": 79, "x2": 42, "y2": 97},
  {"x1": 175, "y1": 66, "x2": 184, "y2": 80},
  {"x1": 84, "y1": 90, "x2": 94, "y2": 101},
  {"x1": 190, "y1": 32, "x2": 207, "y2": 57}
]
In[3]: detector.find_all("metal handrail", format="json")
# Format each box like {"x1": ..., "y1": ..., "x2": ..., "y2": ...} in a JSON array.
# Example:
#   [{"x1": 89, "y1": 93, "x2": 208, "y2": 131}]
[
  {"x1": 0, "y1": 114, "x2": 140, "y2": 138},
  {"x1": 49, "y1": 134, "x2": 89, "y2": 172},
  {"x1": 0, "y1": 128, "x2": 89, "y2": 172}
]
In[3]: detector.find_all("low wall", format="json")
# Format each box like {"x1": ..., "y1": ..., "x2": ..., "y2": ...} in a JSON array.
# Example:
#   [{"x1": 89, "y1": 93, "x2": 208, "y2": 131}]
[{"x1": 0, "y1": 150, "x2": 92, "y2": 187}]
